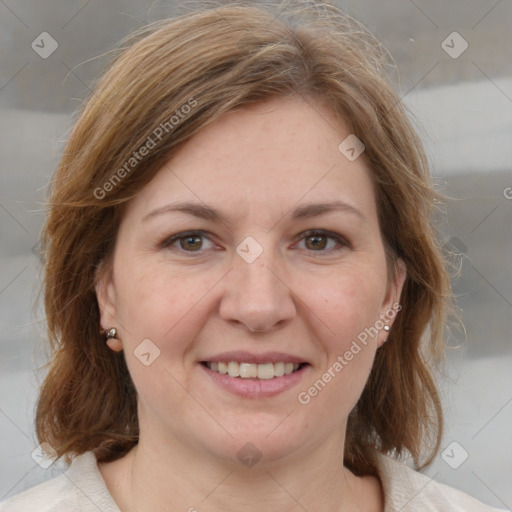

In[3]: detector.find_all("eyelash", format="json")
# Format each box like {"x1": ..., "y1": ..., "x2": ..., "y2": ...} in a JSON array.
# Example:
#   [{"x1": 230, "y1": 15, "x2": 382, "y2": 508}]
[
  {"x1": 158, "y1": 229, "x2": 351, "y2": 255},
  {"x1": 295, "y1": 230, "x2": 351, "y2": 252}
]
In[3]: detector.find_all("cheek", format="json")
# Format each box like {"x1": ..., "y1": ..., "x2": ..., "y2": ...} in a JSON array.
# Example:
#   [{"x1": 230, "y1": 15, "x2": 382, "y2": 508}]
[
  {"x1": 113, "y1": 257, "x2": 224, "y2": 359},
  {"x1": 297, "y1": 261, "x2": 387, "y2": 346},
  {"x1": 292, "y1": 262, "x2": 386, "y2": 413},
  {"x1": 112, "y1": 261, "x2": 213, "y2": 411},
  {"x1": 114, "y1": 262, "x2": 169, "y2": 338}
]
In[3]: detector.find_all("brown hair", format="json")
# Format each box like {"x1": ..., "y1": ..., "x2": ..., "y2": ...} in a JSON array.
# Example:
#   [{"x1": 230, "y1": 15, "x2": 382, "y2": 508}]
[{"x1": 37, "y1": 0, "x2": 451, "y2": 475}]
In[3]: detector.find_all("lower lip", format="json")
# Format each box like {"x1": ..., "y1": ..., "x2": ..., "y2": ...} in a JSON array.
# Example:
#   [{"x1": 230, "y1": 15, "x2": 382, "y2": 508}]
[{"x1": 199, "y1": 363, "x2": 309, "y2": 398}]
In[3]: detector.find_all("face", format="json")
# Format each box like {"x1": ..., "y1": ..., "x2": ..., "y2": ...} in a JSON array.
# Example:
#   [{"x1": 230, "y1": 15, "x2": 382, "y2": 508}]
[{"x1": 96, "y1": 96, "x2": 405, "y2": 467}]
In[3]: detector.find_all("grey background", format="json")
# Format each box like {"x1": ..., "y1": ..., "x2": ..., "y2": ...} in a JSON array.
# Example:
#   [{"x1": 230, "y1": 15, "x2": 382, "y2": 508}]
[{"x1": 1, "y1": 0, "x2": 511, "y2": 509}]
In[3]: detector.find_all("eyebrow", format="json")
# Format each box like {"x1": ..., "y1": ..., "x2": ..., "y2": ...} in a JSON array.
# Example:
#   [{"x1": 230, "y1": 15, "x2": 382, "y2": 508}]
[
  {"x1": 143, "y1": 200, "x2": 367, "y2": 224},
  {"x1": 143, "y1": 202, "x2": 223, "y2": 222},
  {"x1": 290, "y1": 201, "x2": 367, "y2": 223}
]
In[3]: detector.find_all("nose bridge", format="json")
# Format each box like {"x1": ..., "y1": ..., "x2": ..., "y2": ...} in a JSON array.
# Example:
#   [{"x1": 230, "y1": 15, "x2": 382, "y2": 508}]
[
  {"x1": 240, "y1": 258, "x2": 279, "y2": 298},
  {"x1": 219, "y1": 247, "x2": 296, "y2": 331}
]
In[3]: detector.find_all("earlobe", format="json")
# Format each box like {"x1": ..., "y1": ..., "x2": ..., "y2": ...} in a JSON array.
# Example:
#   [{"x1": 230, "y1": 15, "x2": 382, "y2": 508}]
[
  {"x1": 102, "y1": 327, "x2": 123, "y2": 352},
  {"x1": 95, "y1": 262, "x2": 119, "y2": 338},
  {"x1": 379, "y1": 259, "x2": 407, "y2": 346}
]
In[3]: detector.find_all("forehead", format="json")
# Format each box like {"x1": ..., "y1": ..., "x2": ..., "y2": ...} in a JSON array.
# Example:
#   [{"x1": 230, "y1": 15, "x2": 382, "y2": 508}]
[{"x1": 127, "y1": 96, "x2": 378, "y2": 226}]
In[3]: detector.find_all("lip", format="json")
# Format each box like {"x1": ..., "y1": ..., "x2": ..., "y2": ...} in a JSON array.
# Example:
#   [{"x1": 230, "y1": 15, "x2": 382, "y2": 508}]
[
  {"x1": 200, "y1": 362, "x2": 310, "y2": 398},
  {"x1": 201, "y1": 350, "x2": 307, "y2": 365}
]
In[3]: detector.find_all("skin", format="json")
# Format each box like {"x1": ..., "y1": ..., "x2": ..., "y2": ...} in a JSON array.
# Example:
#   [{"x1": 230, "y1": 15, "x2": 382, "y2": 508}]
[{"x1": 96, "y1": 95, "x2": 406, "y2": 512}]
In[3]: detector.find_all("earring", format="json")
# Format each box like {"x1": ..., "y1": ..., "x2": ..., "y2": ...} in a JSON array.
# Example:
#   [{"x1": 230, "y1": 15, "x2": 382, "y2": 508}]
[
  {"x1": 381, "y1": 324, "x2": 391, "y2": 344},
  {"x1": 101, "y1": 327, "x2": 117, "y2": 340},
  {"x1": 101, "y1": 327, "x2": 123, "y2": 352}
]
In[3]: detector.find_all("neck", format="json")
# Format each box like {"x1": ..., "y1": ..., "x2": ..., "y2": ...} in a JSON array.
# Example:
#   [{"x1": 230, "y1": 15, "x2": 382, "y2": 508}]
[{"x1": 101, "y1": 428, "x2": 373, "y2": 512}]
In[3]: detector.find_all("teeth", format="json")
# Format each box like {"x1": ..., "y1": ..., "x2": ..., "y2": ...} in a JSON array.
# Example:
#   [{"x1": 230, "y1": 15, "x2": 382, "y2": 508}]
[
  {"x1": 257, "y1": 363, "x2": 274, "y2": 380},
  {"x1": 227, "y1": 361, "x2": 239, "y2": 377},
  {"x1": 205, "y1": 361, "x2": 301, "y2": 379},
  {"x1": 239, "y1": 363, "x2": 257, "y2": 378},
  {"x1": 274, "y1": 361, "x2": 285, "y2": 377}
]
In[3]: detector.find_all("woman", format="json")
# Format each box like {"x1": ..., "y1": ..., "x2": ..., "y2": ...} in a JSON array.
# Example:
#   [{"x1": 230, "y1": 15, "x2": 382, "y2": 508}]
[{"x1": 1, "y1": 2, "x2": 500, "y2": 511}]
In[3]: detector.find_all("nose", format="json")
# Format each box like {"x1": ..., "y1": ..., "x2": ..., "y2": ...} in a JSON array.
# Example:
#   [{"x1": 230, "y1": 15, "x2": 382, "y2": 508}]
[{"x1": 219, "y1": 257, "x2": 297, "y2": 333}]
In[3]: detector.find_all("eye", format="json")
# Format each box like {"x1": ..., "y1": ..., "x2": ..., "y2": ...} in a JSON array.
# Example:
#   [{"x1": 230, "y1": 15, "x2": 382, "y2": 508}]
[
  {"x1": 160, "y1": 231, "x2": 217, "y2": 252},
  {"x1": 294, "y1": 230, "x2": 349, "y2": 252}
]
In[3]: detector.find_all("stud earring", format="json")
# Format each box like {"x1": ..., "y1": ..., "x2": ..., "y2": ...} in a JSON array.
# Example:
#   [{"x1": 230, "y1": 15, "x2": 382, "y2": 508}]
[
  {"x1": 101, "y1": 327, "x2": 117, "y2": 340},
  {"x1": 101, "y1": 327, "x2": 123, "y2": 352},
  {"x1": 383, "y1": 325, "x2": 391, "y2": 343}
]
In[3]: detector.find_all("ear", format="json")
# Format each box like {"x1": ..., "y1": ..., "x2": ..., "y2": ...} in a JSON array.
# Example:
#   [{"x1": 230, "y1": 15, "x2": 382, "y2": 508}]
[
  {"x1": 95, "y1": 261, "x2": 123, "y2": 352},
  {"x1": 378, "y1": 258, "x2": 407, "y2": 347}
]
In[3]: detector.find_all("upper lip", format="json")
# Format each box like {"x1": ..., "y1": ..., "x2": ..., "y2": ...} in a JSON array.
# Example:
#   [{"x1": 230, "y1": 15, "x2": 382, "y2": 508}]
[{"x1": 201, "y1": 351, "x2": 308, "y2": 365}]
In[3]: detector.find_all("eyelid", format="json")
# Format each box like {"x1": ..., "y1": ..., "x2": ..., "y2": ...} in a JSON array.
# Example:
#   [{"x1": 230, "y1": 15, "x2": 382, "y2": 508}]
[
  {"x1": 158, "y1": 229, "x2": 350, "y2": 254},
  {"x1": 292, "y1": 229, "x2": 351, "y2": 251},
  {"x1": 159, "y1": 230, "x2": 219, "y2": 252}
]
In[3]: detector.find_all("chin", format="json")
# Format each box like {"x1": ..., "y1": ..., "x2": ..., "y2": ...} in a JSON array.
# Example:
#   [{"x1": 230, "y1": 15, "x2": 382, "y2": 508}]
[{"x1": 201, "y1": 412, "x2": 314, "y2": 467}]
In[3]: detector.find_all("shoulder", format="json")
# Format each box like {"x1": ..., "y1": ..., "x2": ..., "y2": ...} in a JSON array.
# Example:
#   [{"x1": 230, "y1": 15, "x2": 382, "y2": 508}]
[
  {"x1": 374, "y1": 453, "x2": 502, "y2": 512},
  {"x1": 0, "y1": 452, "x2": 119, "y2": 512}
]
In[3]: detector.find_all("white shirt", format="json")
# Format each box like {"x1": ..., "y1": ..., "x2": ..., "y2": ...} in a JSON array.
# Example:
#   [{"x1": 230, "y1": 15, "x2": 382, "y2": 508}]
[{"x1": 0, "y1": 451, "x2": 501, "y2": 511}]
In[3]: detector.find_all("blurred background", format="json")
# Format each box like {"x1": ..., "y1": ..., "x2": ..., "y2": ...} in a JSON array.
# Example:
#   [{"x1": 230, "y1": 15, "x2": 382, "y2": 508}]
[{"x1": 1, "y1": 0, "x2": 511, "y2": 509}]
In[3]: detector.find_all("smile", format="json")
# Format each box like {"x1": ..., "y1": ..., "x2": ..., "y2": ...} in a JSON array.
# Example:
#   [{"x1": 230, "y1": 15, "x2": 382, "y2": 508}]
[
  {"x1": 203, "y1": 361, "x2": 303, "y2": 379},
  {"x1": 199, "y1": 351, "x2": 310, "y2": 398}
]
